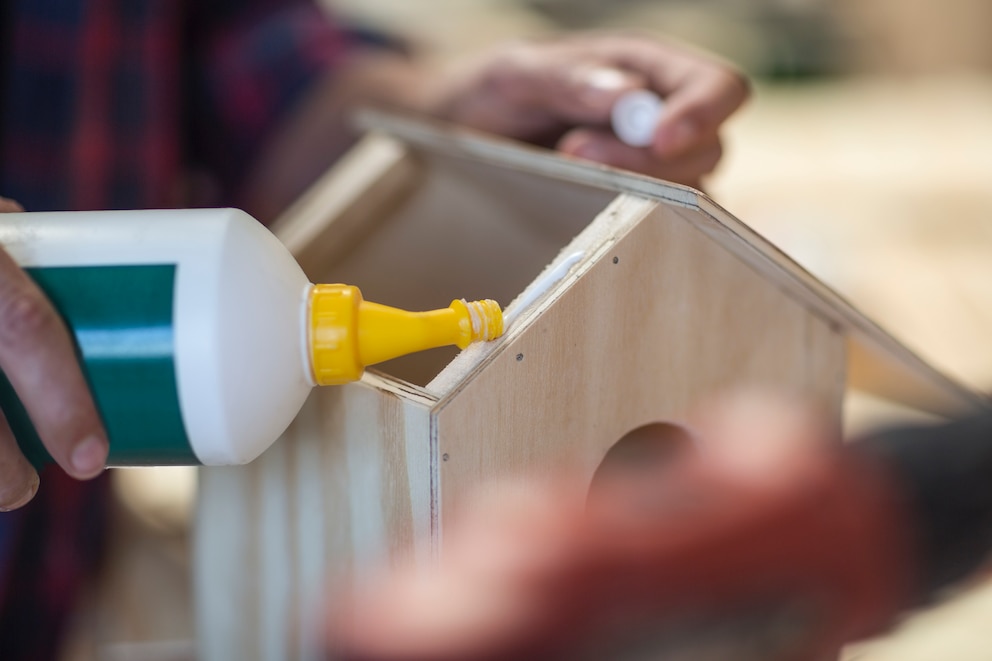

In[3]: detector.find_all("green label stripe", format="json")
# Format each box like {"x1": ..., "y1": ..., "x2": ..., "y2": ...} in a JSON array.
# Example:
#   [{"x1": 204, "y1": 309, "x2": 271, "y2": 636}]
[{"x1": 0, "y1": 264, "x2": 198, "y2": 467}]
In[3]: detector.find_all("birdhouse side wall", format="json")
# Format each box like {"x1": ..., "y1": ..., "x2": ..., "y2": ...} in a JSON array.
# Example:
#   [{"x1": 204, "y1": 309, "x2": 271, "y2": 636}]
[{"x1": 196, "y1": 377, "x2": 435, "y2": 660}]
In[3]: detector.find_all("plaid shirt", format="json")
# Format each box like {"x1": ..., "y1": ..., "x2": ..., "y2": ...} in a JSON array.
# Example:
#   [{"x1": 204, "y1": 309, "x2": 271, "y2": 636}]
[
  {"x1": 0, "y1": 1, "x2": 363, "y2": 657},
  {"x1": 1, "y1": 0, "x2": 360, "y2": 212}
]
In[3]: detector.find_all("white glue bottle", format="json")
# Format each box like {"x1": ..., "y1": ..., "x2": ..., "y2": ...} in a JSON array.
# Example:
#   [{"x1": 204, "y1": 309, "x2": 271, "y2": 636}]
[{"x1": 0, "y1": 208, "x2": 503, "y2": 467}]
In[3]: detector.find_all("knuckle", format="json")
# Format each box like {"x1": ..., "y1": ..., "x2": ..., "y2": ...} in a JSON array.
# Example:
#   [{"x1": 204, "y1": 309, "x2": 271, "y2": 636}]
[
  {"x1": 0, "y1": 283, "x2": 57, "y2": 344},
  {"x1": 487, "y1": 50, "x2": 530, "y2": 95}
]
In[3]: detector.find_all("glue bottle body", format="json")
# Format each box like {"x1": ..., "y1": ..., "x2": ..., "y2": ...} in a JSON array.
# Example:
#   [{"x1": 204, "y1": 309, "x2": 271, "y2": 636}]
[
  {"x1": 0, "y1": 208, "x2": 313, "y2": 466},
  {"x1": 0, "y1": 209, "x2": 503, "y2": 468}
]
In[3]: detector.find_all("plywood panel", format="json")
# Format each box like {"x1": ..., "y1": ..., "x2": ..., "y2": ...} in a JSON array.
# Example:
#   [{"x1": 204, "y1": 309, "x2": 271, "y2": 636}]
[
  {"x1": 433, "y1": 194, "x2": 846, "y2": 528},
  {"x1": 195, "y1": 377, "x2": 435, "y2": 660}
]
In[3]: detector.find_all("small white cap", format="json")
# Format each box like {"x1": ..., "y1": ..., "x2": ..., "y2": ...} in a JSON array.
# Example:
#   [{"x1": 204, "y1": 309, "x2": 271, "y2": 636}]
[{"x1": 611, "y1": 89, "x2": 665, "y2": 148}]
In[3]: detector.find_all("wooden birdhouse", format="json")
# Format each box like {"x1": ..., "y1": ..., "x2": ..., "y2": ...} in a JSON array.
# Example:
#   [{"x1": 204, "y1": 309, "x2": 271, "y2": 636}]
[{"x1": 194, "y1": 113, "x2": 987, "y2": 659}]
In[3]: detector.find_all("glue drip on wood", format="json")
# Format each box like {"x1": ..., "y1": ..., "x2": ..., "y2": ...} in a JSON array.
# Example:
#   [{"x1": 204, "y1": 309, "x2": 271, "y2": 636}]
[{"x1": 505, "y1": 251, "x2": 585, "y2": 327}]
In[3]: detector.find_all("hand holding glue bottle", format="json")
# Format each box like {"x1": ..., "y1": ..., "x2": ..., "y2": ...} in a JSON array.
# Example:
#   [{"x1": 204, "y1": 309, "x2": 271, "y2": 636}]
[
  {"x1": 431, "y1": 35, "x2": 748, "y2": 189},
  {"x1": 594, "y1": 73, "x2": 729, "y2": 189},
  {"x1": 555, "y1": 52, "x2": 747, "y2": 188},
  {"x1": 0, "y1": 208, "x2": 503, "y2": 495},
  {"x1": 558, "y1": 58, "x2": 742, "y2": 188}
]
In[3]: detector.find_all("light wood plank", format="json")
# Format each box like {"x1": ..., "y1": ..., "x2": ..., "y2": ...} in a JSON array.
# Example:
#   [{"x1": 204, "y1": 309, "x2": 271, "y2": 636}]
[
  {"x1": 195, "y1": 378, "x2": 435, "y2": 660},
  {"x1": 433, "y1": 194, "x2": 846, "y2": 529}
]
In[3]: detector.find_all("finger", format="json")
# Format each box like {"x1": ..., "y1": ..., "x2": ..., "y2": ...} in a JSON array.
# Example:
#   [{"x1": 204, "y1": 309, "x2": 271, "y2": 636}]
[
  {"x1": 651, "y1": 69, "x2": 749, "y2": 159},
  {"x1": 487, "y1": 46, "x2": 647, "y2": 126},
  {"x1": 600, "y1": 36, "x2": 751, "y2": 120},
  {"x1": 330, "y1": 481, "x2": 579, "y2": 659},
  {"x1": 690, "y1": 389, "x2": 833, "y2": 489},
  {"x1": 0, "y1": 412, "x2": 39, "y2": 510},
  {"x1": 0, "y1": 197, "x2": 24, "y2": 213},
  {"x1": 557, "y1": 127, "x2": 723, "y2": 187},
  {"x1": 443, "y1": 479, "x2": 581, "y2": 579},
  {"x1": 0, "y1": 249, "x2": 107, "y2": 479},
  {"x1": 597, "y1": 40, "x2": 749, "y2": 158},
  {"x1": 542, "y1": 63, "x2": 646, "y2": 124}
]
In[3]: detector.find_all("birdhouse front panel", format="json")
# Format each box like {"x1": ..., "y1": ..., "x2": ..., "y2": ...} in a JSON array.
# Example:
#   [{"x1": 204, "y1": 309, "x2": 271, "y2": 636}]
[{"x1": 432, "y1": 194, "x2": 845, "y2": 527}]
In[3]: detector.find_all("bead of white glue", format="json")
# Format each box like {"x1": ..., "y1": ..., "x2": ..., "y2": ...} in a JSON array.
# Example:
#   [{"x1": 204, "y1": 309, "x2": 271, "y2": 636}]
[{"x1": 611, "y1": 89, "x2": 665, "y2": 148}]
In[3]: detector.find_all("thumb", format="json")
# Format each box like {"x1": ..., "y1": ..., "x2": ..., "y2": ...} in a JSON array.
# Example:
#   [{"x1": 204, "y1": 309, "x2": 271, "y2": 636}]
[
  {"x1": 651, "y1": 71, "x2": 749, "y2": 158},
  {"x1": 690, "y1": 389, "x2": 835, "y2": 490},
  {"x1": 554, "y1": 66, "x2": 646, "y2": 122}
]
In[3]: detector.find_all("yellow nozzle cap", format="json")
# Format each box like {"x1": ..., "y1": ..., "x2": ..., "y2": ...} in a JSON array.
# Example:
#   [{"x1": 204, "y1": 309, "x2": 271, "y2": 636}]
[
  {"x1": 309, "y1": 284, "x2": 505, "y2": 387},
  {"x1": 309, "y1": 284, "x2": 365, "y2": 386}
]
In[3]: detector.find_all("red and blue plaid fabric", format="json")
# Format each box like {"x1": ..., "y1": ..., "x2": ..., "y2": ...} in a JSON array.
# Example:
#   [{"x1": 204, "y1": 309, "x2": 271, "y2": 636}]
[
  {"x1": 0, "y1": 0, "x2": 359, "y2": 212},
  {"x1": 0, "y1": 1, "x2": 364, "y2": 657}
]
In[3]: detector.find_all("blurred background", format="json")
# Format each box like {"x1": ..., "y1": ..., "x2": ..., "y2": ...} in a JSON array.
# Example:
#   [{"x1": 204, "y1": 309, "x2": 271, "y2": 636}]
[{"x1": 71, "y1": 1, "x2": 992, "y2": 659}]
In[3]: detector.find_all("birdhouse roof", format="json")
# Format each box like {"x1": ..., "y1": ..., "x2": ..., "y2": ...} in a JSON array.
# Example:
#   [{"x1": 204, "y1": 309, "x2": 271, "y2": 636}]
[{"x1": 348, "y1": 111, "x2": 986, "y2": 416}]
